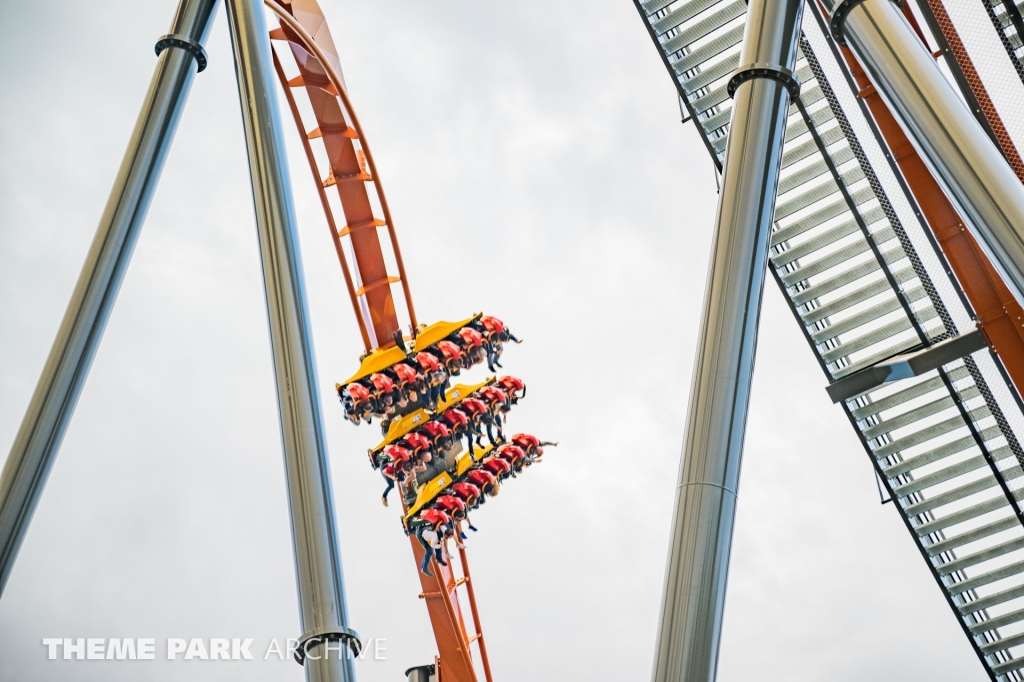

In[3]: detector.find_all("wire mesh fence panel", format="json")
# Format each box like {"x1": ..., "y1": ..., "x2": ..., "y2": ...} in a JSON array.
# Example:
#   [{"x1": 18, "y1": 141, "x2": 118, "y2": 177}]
[{"x1": 936, "y1": 1, "x2": 1024, "y2": 155}]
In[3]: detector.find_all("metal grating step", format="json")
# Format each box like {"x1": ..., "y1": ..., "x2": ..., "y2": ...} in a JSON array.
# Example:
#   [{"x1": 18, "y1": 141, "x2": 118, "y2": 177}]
[
  {"x1": 809, "y1": 287, "x2": 928, "y2": 344},
  {"x1": 943, "y1": 536, "x2": 1024, "y2": 577},
  {"x1": 777, "y1": 145, "x2": 854, "y2": 196},
  {"x1": 873, "y1": 407, "x2": 992, "y2": 460},
  {"x1": 894, "y1": 445, "x2": 1013, "y2": 497},
  {"x1": 780, "y1": 232, "x2": 901, "y2": 288},
  {"x1": 913, "y1": 496, "x2": 1012, "y2": 537},
  {"x1": 968, "y1": 579, "x2": 1024, "y2": 616},
  {"x1": 931, "y1": 515, "x2": 1019, "y2": 558}
]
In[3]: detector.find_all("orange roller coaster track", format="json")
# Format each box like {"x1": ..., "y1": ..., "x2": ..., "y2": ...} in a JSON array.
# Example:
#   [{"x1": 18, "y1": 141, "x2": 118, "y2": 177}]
[
  {"x1": 265, "y1": 0, "x2": 416, "y2": 354},
  {"x1": 262, "y1": 2, "x2": 491, "y2": 680}
]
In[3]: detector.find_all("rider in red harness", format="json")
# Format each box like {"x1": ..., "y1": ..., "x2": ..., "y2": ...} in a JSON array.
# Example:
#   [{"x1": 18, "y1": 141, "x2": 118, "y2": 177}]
[
  {"x1": 475, "y1": 386, "x2": 509, "y2": 446},
  {"x1": 478, "y1": 386, "x2": 509, "y2": 413},
  {"x1": 440, "y1": 407, "x2": 469, "y2": 434},
  {"x1": 413, "y1": 508, "x2": 450, "y2": 577},
  {"x1": 337, "y1": 382, "x2": 372, "y2": 425},
  {"x1": 379, "y1": 444, "x2": 412, "y2": 507},
  {"x1": 413, "y1": 351, "x2": 447, "y2": 410},
  {"x1": 453, "y1": 326, "x2": 488, "y2": 369},
  {"x1": 366, "y1": 373, "x2": 400, "y2": 420},
  {"x1": 427, "y1": 340, "x2": 464, "y2": 411},
  {"x1": 431, "y1": 339, "x2": 464, "y2": 377},
  {"x1": 510, "y1": 433, "x2": 540, "y2": 455},
  {"x1": 417, "y1": 420, "x2": 453, "y2": 458},
  {"x1": 495, "y1": 443, "x2": 526, "y2": 475},
  {"x1": 480, "y1": 455, "x2": 512, "y2": 481},
  {"x1": 464, "y1": 469, "x2": 500, "y2": 502},
  {"x1": 450, "y1": 481, "x2": 481, "y2": 506},
  {"x1": 400, "y1": 431, "x2": 433, "y2": 478},
  {"x1": 472, "y1": 315, "x2": 520, "y2": 371},
  {"x1": 440, "y1": 407, "x2": 476, "y2": 458},
  {"x1": 387, "y1": 361, "x2": 425, "y2": 405},
  {"x1": 449, "y1": 481, "x2": 482, "y2": 535},
  {"x1": 495, "y1": 375, "x2": 525, "y2": 403},
  {"x1": 510, "y1": 433, "x2": 557, "y2": 463},
  {"x1": 433, "y1": 494, "x2": 466, "y2": 520},
  {"x1": 458, "y1": 397, "x2": 491, "y2": 450},
  {"x1": 432, "y1": 494, "x2": 473, "y2": 547}
]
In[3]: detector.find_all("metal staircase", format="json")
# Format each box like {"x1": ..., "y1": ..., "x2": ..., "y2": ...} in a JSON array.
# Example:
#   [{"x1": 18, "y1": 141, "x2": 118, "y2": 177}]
[{"x1": 633, "y1": 0, "x2": 1024, "y2": 678}]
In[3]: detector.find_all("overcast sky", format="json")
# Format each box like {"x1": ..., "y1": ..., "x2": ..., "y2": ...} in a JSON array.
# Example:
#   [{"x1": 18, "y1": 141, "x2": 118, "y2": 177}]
[{"x1": 0, "y1": 1, "x2": 989, "y2": 680}]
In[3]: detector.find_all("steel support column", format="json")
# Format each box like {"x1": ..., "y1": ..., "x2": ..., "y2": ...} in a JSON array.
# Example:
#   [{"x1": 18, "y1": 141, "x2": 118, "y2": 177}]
[
  {"x1": 224, "y1": 1, "x2": 358, "y2": 680},
  {"x1": 825, "y1": 0, "x2": 1024, "y2": 305},
  {"x1": 651, "y1": 1, "x2": 803, "y2": 680},
  {"x1": 0, "y1": 0, "x2": 219, "y2": 597}
]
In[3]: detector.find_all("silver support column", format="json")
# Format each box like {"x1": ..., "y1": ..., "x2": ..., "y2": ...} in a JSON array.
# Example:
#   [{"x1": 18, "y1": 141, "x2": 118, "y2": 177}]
[
  {"x1": 224, "y1": 2, "x2": 358, "y2": 681},
  {"x1": 0, "y1": 0, "x2": 219, "y2": 597},
  {"x1": 825, "y1": 0, "x2": 1024, "y2": 304},
  {"x1": 651, "y1": 1, "x2": 803, "y2": 680}
]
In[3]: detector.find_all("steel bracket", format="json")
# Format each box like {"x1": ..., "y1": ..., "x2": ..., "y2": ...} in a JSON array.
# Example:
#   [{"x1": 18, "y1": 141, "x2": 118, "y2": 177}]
[
  {"x1": 293, "y1": 625, "x2": 363, "y2": 664},
  {"x1": 155, "y1": 34, "x2": 209, "y2": 72},
  {"x1": 829, "y1": 0, "x2": 902, "y2": 47},
  {"x1": 727, "y1": 62, "x2": 800, "y2": 98},
  {"x1": 826, "y1": 328, "x2": 988, "y2": 403}
]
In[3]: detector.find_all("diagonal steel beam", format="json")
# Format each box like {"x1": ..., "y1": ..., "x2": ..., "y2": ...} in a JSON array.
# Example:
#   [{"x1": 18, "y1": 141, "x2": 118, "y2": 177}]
[
  {"x1": 824, "y1": 0, "x2": 1024, "y2": 306},
  {"x1": 0, "y1": 0, "x2": 220, "y2": 597},
  {"x1": 651, "y1": 1, "x2": 803, "y2": 680},
  {"x1": 224, "y1": 1, "x2": 359, "y2": 680}
]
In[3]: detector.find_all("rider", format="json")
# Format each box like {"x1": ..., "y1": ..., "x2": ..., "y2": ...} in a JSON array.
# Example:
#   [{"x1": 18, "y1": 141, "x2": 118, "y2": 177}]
[
  {"x1": 386, "y1": 361, "x2": 424, "y2": 405},
  {"x1": 453, "y1": 327, "x2": 488, "y2": 370},
  {"x1": 480, "y1": 454, "x2": 512, "y2": 481},
  {"x1": 464, "y1": 469, "x2": 500, "y2": 505},
  {"x1": 366, "y1": 373, "x2": 400, "y2": 416},
  {"x1": 450, "y1": 481, "x2": 481, "y2": 508},
  {"x1": 379, "y1": 444, "x2": 412, "y2": 507},
  {"x1": 495, "y1": 375, "x2": 525, "y2": 403},
  {"x1": 476, "y1": 386, "x2": 509, "y2": 445},
  {"x1": 472, "y1": 315, "x2": 521, "y2": 371},
  {"x1": 478, "y1": 385, "x2": 509, "y2": 411},
  {"x1": 400, "y1": 431, "x2": 433, "y2": 480},
  {"x1": 511, "y1": 433, "x2": 557, "y2": 463},
  {"x1": 458, "y1": 397, "x2": 492, "y2": 448},
  {"x1": 433, "y1": 494, "x2": 466, "y2": 521},
  {"x1": 495, "y1": 443, "x2": 526, "y2": 475},
  {"x1": 337, "y1": 382, "x2": 373, "y2": 425},
  {"x1": 449, "y1": 481, "x2": 481, "y2": 537},
  {"x1": 428, "y1": 340, "x2": 464, "y2": 398},
  {"x1": 413, "y1": 351, "x2": 447, "y2": 409},
  {"x1": 432, "y1": 494, "x2": 470, "y2": 548},
  {"x1": 440, "y1": 407, "x2": 476, "y2": 458},
  {"x1": 417, "y1": 420, "x2": 454, "y2": 460},
  {"x1": 414, "y1": 508, "x2": 450, "y2": 577}
]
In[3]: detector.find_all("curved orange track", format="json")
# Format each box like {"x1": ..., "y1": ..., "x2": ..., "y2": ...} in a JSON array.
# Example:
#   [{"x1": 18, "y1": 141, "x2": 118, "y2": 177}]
[
  {"x1": 266, "y1": 0, "x2": 416, "y2": 353},
  {"x1": 262, "y1": 3, "x2": 490, "y2": 681}
]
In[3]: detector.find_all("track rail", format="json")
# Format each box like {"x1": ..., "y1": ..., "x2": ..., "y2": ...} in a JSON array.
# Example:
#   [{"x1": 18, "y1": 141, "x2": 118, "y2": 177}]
[
  {"x1": 264, "y1": 3, "x2": 488, "y2": 680},
  {"x1": 265, "y1": 0, "x2": 416, "y2": 352}
]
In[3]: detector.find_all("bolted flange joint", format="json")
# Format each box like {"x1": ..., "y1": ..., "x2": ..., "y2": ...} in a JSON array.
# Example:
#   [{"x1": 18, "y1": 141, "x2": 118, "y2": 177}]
[
  {"x1": 155, "y1": 34, "x2": 209, "y2": 72},
  {"x1": 727, "y1": 62, "x2": 801, "y2": 99},
  {"x1": 293, "y1": 625, "x2": 362, "y2": 665},
  {"x1": 829, "y1": 0, "x2": 901, "y2": 47}
]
